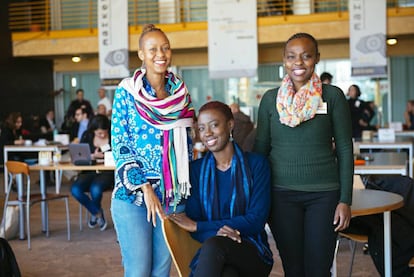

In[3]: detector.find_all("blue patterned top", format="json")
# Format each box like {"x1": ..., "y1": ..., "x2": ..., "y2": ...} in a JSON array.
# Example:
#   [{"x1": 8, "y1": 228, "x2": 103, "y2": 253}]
[{"x1": 111, "y1": 77, "x2": 192, "y2": 208}]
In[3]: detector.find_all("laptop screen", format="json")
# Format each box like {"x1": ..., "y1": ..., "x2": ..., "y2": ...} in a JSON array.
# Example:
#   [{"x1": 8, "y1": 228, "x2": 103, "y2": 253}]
[{"x1": 68, "y1": 143, "x2": 94, "y2": 165}]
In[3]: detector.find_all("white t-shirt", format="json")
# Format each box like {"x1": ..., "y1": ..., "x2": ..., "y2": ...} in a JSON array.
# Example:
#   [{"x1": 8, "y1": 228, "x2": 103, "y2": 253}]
[{"x1": 97, "y1": 97, "x2": 112, "y2": 112}]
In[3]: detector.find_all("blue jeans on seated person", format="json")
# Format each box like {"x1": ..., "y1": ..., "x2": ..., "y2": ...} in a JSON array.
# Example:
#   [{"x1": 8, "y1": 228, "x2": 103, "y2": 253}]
[
  {"x1": 71, "y1": 171, "x2": 113, "y2": 215},
  {"x1": 111, "y1": 198, "x2": 184, "y2": 277}
]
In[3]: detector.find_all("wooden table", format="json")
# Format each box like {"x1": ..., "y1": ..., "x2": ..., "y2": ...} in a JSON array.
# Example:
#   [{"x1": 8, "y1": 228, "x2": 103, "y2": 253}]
[
  {"x1": 355, "y1": 137, "x2": 413, "y2": 177},
  {"x1": 14, "y1": 162, "x2": 115, "y2": 239},
  {"x1": 3, "y1": 144, "x2": 66, "y2": 192},
  {"x1": 354, "y1": 152, "x2": 408, "y2": 176},
  {"x1": 30, "y1": 162, "x2": 115, "y2": 194},
  {"x1": 333, "y1": 189, "x2": 404, "y2": 277}
]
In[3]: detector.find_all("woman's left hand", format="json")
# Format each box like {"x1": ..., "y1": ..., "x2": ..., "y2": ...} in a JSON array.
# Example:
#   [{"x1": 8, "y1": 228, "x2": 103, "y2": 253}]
[
  {"x1": 333, "y1": 202, "x2": 351, "y2": 232},
  {"x1": 169, "y1": 213, "x2": 197, "y2": 232},
  {"x1": 217, "y1": 225, "x2": 241, "y2": 243}
]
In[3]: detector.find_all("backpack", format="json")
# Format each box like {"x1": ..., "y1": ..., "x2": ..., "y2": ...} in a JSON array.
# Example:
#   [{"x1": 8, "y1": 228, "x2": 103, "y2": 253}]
[{"x1": 0, "y1": 237, "x2": 21, "y2": 277}]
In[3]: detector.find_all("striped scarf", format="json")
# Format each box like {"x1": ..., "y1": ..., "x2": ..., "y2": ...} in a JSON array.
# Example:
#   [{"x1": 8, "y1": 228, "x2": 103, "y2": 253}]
[{"x1": 121, "y1": 68, "x2": 194, "y2": 207}]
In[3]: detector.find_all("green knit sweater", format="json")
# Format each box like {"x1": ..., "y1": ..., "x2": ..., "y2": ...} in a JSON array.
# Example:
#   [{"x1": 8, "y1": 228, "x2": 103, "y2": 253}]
[{"x1": 254, "y1": 84, "x2": 354, "y2": 205}]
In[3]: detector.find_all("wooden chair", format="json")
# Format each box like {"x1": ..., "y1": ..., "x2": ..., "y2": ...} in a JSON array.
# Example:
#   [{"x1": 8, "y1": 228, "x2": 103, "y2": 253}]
[
  {"x1": 161, "y1": 218, "x2": 201, "y2": 277},
  {"x1": 3, "y1": 161, "x2": 71, "y2": 249},
  {"x1": 338, "y1": 232, "x2": 369, "y2": 277}
]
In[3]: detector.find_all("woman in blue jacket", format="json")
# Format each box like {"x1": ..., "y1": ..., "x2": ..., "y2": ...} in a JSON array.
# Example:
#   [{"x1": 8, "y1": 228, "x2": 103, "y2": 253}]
[{"x1": 170, "y1": 101, "x2": 273, "y2": 277}]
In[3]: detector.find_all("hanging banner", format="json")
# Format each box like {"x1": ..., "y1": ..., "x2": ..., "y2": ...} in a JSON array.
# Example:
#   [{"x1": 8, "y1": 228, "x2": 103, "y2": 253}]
[
  {"x1": 208, "y1": 0, "x2": 257, "y2": 79},
  {"x1": 349, "y1": 0, "x2": 387, "y2": 77},
  {"x1": 98, "y1": 0, "x2": 129, "y2": 87}
]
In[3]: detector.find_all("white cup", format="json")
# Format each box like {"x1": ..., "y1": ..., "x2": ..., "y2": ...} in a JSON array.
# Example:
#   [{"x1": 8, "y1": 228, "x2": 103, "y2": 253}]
[{"x1": 24, "y1": 140, "x2": 32, "y2": 146}]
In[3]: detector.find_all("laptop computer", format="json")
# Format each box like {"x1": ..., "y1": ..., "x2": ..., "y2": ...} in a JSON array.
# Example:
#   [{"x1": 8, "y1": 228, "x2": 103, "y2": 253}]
[{"x1": 68, "y1": 143, "x2": 96, "y2": 165}]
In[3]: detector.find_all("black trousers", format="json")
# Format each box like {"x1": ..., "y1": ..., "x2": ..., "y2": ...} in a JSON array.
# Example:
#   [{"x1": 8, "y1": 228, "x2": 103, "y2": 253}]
[
  {"x1": 270, "y1": 189, "x2": 339, "y2": 277},
  {"x1": 193, "y1": 236, "x2": 272, "y2": 277}
]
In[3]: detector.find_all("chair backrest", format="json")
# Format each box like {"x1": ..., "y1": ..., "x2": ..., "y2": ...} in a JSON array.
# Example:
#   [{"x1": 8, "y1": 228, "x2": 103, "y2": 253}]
[
  {"x1": 161, "y1": 218, "x2": 201, "y2": 277},
  {"x1": 353, "y1": 175, "x2": 365, "y2": 189},
  {"x1": 5, "y1": 161, "x2": 30, "y2": 176}
]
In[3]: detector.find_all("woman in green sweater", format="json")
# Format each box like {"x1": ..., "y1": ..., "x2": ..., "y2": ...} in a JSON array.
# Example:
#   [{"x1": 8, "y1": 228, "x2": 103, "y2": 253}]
[{"x1": 254, "y1": 32, "x2": 354, "y2": 276}]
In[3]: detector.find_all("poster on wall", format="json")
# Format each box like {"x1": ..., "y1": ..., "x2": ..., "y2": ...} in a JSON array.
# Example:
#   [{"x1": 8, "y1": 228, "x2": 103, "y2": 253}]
[
  {"x1": 98, "y1": 0, "x2": 130, "y2": 88},
  {"x1": 208, "y1": 0, "x2": 257, "y2": 79},
  {"x1": 349, "y1": 0, "x2": 387, "y2": 77}
]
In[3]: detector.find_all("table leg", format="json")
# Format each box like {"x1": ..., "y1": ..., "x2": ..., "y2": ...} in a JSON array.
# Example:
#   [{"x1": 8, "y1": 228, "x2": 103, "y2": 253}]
[
  {"x1": 39, "y1": 170, "x2": 48, "y2": 232},
  {"x1": 409, "y1": 145, "x2": 413, "y2": 178},
  {"x1": 3, "y1": 149, "x2": 8, "y2": 193},
  {"x1": 384, "y1": 211, "x2": 392, "y2": 277},
  {"x1": 55, "y1": 169, "x2": 61, "y2": 194}
]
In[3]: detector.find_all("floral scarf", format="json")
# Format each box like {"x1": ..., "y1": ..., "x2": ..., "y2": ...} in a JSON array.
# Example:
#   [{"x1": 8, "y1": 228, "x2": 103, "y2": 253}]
[{"x1": 276, "y1": 72, "x2": 322, "y2": 127}]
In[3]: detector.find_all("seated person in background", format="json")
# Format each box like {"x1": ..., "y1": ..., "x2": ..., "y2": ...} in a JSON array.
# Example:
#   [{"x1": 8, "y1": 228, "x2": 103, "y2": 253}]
[
  {"x1": 97, "y1": 87, "x2": 112, "y2": 117},
  {"x1": 170, "y1": 101, "x2": 273, "y2": 277},
  {"x1": 0, "y1": 112, "x2": 25, "y2": 165},
  {"x1": 404, "y1": 100, "x2": 414, "y2": 130},
  {"x1": 39, "y1": 109, "x2": 56, "y2": 134},
  {"x1": 70, "y1": 114, "x2": 113, "y2": 231},
  {"x1": 96, "y1": 104, "x2": 107, "y2": 117},
  {"x1": 71, "y1": 107, "x2": 90, "y2": 143}
]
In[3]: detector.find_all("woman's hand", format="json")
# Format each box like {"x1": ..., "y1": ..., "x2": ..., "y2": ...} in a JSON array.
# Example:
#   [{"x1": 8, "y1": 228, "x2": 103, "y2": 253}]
[
  {"x1": 217, "y1": 225, "x2": 241, "y2": 243},
  {"x1": 333, "y1": 202, "x2": 351, "y2": 232},
  {"x1": 169, "y1": 213, "x2": 197, "y2": 232},
  {"x1": 141, "y1": 183, "x2": 166, "y2": 227},
  {"x1": 14, "y1": 138, "x2": 25, "y2": 145},
  {"x1": 92, "y1": 148, "x2": 104, "y2": 159}
]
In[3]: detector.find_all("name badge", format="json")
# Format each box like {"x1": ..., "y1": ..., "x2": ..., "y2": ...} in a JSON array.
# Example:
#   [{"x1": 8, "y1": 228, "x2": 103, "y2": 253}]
[{"x1": 316, "y1": 102, "x2": 327, "y2": 114}]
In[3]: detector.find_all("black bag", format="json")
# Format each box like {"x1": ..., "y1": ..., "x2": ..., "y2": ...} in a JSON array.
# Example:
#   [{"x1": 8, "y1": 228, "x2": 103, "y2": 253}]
[{"x1": 0, "y1": 237, "x2": 21, "y2": 277}]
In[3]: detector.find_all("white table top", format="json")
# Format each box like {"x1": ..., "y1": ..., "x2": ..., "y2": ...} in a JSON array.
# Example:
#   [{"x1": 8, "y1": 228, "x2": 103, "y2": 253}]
[
  {"x1": 351, "y1": 188, "x2": 404, "y2": 216},
  {"x1": 354, "y1": 152, "x2": 407, "y2": 175}
]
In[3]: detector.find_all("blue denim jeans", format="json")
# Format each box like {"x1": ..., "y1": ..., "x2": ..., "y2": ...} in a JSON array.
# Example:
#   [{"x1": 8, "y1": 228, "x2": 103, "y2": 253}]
[
  {"x1": 111, "y1": 198, "x2": 184, "y2": 277},
  {"x1": 70, "y1": 171, "x2": 114, "y2": 215}
]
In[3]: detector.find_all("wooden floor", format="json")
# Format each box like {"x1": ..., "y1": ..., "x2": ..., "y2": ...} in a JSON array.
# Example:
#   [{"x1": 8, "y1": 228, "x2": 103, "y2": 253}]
[{"x1": 0, "y1": 172, "x2": 380, "y2": 277}]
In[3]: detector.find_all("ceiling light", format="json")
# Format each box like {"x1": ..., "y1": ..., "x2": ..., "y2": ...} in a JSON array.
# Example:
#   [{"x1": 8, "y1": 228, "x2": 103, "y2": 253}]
[
  {"x1": 386, "y1": 38, "x2": 397, "y2": 46},
  {"x1": 71, "y1": 55, "x2": 81, "y2": 63}
]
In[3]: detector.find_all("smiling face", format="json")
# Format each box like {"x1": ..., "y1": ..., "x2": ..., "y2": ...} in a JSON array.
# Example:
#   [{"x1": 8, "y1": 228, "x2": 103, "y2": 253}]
[
  {"x1": 138, "y1": 30, "x2": 171, "y2": 75},
  {"x1": 197, "y1": 109, "x2": 234, "y2": 153},
  {"x1": 283, "y1": 36, "x2": 320, "y2": 91}
]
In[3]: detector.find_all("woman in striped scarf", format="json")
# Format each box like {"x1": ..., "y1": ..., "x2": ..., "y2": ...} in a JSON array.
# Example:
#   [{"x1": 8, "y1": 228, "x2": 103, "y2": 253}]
[
  {"x1": 170, "y1": 101, "x2": 273, "y2": 277},
  {"x1": 111, "y1": 24, "x2": 194, "y2": 277}
]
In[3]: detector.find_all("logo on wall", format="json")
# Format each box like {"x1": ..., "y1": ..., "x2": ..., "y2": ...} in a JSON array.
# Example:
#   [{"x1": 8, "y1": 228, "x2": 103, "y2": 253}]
[{"x1": 105, "y1": 49, "x2": 128, "y2": 67}]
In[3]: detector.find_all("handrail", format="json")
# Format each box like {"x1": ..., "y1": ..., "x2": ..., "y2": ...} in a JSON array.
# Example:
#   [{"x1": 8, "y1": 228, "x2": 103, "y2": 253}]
[{"x1": 8, "y1": 0, "x2": 414, "y2": 33}]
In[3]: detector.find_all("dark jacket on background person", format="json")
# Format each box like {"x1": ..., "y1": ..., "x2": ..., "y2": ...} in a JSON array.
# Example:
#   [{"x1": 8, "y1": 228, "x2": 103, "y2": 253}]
[{"x1": 232, "y1": 111, "x2": 254, "y2": 147}]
